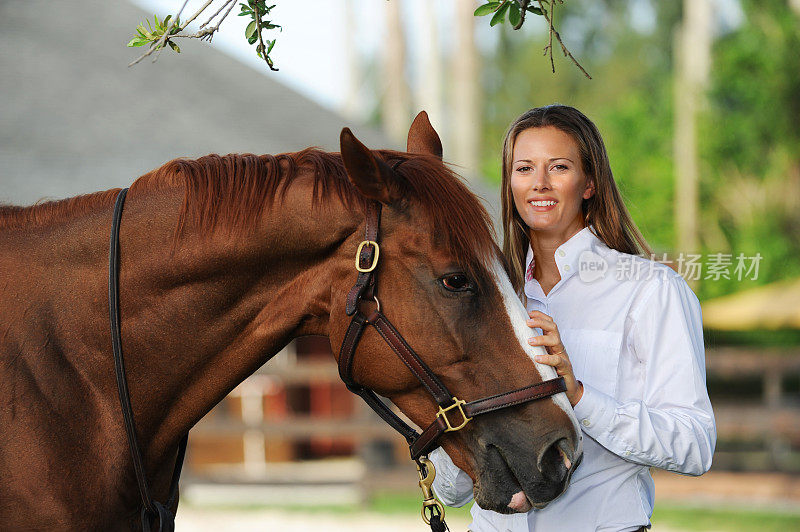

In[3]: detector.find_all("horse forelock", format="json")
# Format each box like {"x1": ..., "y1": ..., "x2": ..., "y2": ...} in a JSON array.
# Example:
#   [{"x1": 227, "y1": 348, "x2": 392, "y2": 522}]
[
  {"x1": 384, "y1": 152, "x2": 499, "y2": 283},
  {"x1": 1, "y1": 148, "x2": 499, "y2": 280}
]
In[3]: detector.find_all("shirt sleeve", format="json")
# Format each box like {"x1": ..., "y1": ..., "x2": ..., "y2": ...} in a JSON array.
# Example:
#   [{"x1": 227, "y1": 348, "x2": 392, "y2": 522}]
[
  {"x1": 572, "y1": 273, "x2": 717, "y2": 475},
  {"x1": 429, "y1": 447, "x2": 475, "y2": 507}
]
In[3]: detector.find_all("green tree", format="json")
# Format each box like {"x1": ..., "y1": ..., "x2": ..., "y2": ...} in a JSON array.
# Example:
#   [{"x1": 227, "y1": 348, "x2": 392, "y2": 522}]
[{"x1": 697, "y1": 0, "x2": 800, "y2": 298}]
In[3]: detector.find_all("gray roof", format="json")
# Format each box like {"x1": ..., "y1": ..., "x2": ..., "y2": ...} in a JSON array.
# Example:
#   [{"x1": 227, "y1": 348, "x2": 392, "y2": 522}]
[
  {"x1": 0, "y1": 0, "x2": 501, "y2": 228},
  {"x1": 0, "y1": 0, "x2": 388, "y2": 206}
]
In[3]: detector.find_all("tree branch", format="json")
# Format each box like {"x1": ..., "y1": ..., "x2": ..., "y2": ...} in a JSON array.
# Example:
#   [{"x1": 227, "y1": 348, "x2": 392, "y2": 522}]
[
  {"x1": 513, "y1": 0, "x2": 529, "y2": 30},
  {"x1": 535, "y1": 0, "x2": 591, "y2": 79},
  {"x1": 253, "y1": 2, "x2": 278, "y2": 71},
  {"x1": 129, "y1": 0, "x2": 215, "y2": 67}
]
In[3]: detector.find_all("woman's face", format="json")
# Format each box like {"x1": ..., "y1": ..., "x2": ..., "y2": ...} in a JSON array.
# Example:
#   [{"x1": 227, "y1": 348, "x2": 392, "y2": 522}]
[{"x1": 510, "y1": 126, "x2": 595, "y2": 238}]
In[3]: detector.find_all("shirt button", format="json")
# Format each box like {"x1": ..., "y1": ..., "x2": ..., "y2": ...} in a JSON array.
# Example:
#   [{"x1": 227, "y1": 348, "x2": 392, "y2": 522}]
[
  {"x1": 624, "y1": 451, "x2": 631, "y2": 456},
  {"x1": 558, "y1": 250, "x2": 566, "y2": 257},
  {"x1": 563, "y1": 264, "x2": 570, "y2": 271},
  {"x1": 581, "y1": 419, "x2": 590, "y2": 427}
]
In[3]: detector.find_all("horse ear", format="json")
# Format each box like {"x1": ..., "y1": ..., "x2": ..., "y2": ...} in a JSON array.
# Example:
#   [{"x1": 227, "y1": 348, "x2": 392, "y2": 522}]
[
  {"x1": 407, "y1": 111, "x2": 443, "y2": 159},
  {"x1": 340, "y1": 128, "x2": 402, "y2": 206}
]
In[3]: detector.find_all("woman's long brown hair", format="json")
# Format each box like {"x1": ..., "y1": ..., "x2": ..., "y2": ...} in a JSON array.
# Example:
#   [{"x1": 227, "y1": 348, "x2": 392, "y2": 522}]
[{"x1": 500, "y1": 105, "x2": 652, "y2": 294}]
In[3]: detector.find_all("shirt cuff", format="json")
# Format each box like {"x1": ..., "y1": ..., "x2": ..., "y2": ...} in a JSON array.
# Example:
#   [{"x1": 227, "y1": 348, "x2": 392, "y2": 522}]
[
  {"x1": 572, "y1": 382, "x2": 617, "y2": 437},
  {"x1": 429, "y1": 447, "x2": 474, "y2": 507}
]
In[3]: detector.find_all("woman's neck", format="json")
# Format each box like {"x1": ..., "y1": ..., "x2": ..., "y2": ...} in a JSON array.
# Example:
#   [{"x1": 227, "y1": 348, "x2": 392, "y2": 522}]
[{"x1": 529, "y1": 220, "x2": 586, "y2": 295}]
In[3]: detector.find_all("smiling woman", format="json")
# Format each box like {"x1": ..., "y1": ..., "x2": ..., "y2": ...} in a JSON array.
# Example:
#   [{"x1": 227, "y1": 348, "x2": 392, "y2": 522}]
[{"x1": 429, "y1": 105, "x2": 717, "y2": 531}]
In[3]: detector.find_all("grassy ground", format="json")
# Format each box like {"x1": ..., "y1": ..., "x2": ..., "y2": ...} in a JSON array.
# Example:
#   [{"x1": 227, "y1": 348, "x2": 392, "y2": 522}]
[
  {"x1": 652, "y1": 503, "x2": 800, "y2": 532},
  {"x1": 370, "y1": 492, "x2": 800, "y2": 531},
  {"x1": 182, "y1": 491, "x2": 800, "y2": 531}
]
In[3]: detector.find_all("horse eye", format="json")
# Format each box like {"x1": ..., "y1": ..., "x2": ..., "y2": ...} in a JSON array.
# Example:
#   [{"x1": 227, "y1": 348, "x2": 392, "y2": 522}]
[{"x1": 441, "y1": 273, "x2": 474, "y2": 292}]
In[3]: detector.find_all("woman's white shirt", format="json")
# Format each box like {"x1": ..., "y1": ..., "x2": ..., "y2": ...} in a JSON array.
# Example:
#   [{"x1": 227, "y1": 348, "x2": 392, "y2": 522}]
[{"x1": 430, "y1": 225, "x2": 716, "y2": 531}]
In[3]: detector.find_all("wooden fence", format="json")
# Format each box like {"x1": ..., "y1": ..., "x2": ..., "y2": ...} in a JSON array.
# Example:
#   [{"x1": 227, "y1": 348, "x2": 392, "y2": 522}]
[{"x1": 182, "y1": 341, "x2": 800, "y2": 495}]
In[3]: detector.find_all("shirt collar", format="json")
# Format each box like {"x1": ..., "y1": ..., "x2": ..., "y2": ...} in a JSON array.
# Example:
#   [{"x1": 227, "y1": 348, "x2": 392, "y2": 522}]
[{"x1": 524, "y1": 225, "x2": 604, "y2": 288}]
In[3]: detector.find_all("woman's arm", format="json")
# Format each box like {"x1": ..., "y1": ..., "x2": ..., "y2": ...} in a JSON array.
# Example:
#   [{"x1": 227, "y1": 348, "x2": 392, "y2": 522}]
[
  {"x1": 429, "y1": 447, "x2": 475, "y2": 507},
  {"x1": 573, "y1": 273, "x2": 717, "y2": 475}
]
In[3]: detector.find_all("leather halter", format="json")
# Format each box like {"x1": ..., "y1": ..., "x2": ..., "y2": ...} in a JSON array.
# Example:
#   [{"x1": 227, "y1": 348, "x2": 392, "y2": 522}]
[
  {"x1": 109, "y1": 188, "x2": 187, "y2": 532},
  {"x1": 337, "y1": 195, "x2": 568, "y2": 462}
]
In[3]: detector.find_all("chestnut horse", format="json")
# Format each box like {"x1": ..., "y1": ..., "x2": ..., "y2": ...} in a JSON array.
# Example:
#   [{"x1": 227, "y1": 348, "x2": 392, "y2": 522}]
[{"x1": 0, "y1": 113, "x2": 581, "y2": 530}]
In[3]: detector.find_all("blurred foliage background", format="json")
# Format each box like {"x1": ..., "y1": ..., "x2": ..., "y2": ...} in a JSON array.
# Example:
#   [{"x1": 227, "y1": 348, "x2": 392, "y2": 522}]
[
  {"x1": 472, "y1": 0, "x2": 800, "y2": 301},
  {"x1": 468, "y1": 0, "x2": 800, "y2": 299}
]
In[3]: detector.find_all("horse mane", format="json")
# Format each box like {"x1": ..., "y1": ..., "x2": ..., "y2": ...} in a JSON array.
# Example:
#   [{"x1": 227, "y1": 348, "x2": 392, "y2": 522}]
[{"x1": 1, "y1": 148, "x2": 498, "y2": 278}]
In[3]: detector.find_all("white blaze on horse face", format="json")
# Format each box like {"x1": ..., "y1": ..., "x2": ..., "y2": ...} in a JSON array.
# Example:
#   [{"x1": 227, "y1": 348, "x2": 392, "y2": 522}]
[{"x1": 488, "y1": 257, "x2": 581, "y2": 439}]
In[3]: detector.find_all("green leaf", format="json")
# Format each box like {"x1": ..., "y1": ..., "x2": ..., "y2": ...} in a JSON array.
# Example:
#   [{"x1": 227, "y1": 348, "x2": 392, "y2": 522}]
[
  {"x1": 508, "y1": 2, "x2": 521, "y2": 26},
  {"x1": 526, "y1": 6, "x2": 544, "y2": 15},
  {"x1": 474, "y1": 2, "x2": 501, "y2": 16},
  {"x1": 127, "y1": 37, "x2": 147, "y2": 47},
  {"x1": 168, "y1": 40, "x2": 180, "y2": 53},
  {"x1": 490, "y1": 2, "x2": 509, "y2": 26},
  {"x1": 267, "y1": 39, "x2": 275, "y2": 53},
  {"x1": 246, "y1": 20, "x2": 257, "y2": 40},
  {"x1": 248, "y1": 34, "x2": 258, "y2": 45}
]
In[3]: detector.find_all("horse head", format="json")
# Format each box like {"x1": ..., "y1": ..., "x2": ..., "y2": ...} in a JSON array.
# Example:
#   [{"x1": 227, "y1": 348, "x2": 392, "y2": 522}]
[{"x1": 329, "y1": 112, "x2": 583, "y2": 513}]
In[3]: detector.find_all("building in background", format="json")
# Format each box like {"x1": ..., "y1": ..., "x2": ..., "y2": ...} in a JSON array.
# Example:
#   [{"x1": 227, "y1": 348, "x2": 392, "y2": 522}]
[{"x1": 0, "y1": 0, "x2": 400, "y2": 486}]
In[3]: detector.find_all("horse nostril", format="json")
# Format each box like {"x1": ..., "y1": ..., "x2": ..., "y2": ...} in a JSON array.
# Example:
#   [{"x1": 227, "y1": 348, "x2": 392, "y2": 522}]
[
  {"x1": 557, "y1": 438, "x2": 573, "y2": 469},
  {"x1": 537, "y1": 438, "x2": 571, "y2": 483}
]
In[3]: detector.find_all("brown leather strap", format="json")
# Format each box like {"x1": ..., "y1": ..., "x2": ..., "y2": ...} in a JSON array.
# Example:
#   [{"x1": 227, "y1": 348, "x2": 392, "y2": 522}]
[
  {"x1": 463, "y1": 378, "x2": 567, "y2": 418},
  {"x1": 411, "y1": 417, "x2": 450, "y2": 459},
  {"x1": 345, "y1": 202, "x2": 381, "y2": 316},
  {"x1": 338, "y1": 312, "x2": 368, "y2": 383},
  {"x1": 409, "y1": 377, "x2": 567, "y2": 459},
  {"x1": 367, "y1": 309, "x2": 453, "y2": 407},
  {"x1": 338, "y1": 312, "x2": 419, "y2": 443}
]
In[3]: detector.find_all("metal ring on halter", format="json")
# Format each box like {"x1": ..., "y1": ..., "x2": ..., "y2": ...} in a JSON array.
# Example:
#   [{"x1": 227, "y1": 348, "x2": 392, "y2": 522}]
[{"x1": 362, "y1": 295, "x2": 381, "y2": 323}]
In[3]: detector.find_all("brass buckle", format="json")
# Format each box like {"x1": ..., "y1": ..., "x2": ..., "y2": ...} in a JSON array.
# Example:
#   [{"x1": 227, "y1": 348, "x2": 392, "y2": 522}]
[
  {"x1": 416, "y1": 456, "x2": 445, "y2": 525},
  {"x1": 355, "y1": 240, "x2": 380, "y2": 273},
  {"x1": 437, "y1": 397, "x2": 472, "y2": 432}
]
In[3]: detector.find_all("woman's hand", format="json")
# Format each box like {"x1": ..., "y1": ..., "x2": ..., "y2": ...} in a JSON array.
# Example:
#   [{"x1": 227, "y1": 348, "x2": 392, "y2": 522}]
[{"x1": 526, "y1": 310, "x2": 584, "y2": 407}]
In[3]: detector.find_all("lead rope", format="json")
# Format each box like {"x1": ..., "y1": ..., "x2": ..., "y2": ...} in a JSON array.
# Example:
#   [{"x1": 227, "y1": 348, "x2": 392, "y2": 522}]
[{"x1": 109, "y1": 188, "x2": 188, "y2": 531}]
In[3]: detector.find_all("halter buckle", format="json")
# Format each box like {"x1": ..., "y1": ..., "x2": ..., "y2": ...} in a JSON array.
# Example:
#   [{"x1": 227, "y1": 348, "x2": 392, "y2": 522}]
[
  {"x1": 437, "y1": 397, "x2": 472, "y2": 432},
  {"x1": 355, "y1": 240, "x2": 380, "y2": 273}
]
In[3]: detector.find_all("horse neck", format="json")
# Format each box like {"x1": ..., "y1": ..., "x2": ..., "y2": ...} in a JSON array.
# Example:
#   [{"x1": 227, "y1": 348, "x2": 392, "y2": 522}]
[
  {"x1": 129, "y1": 178, "x2": 365, "y2": 458},
  {"x1": 22, "y1": 174, "x2": 361, "y2": 465}
]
